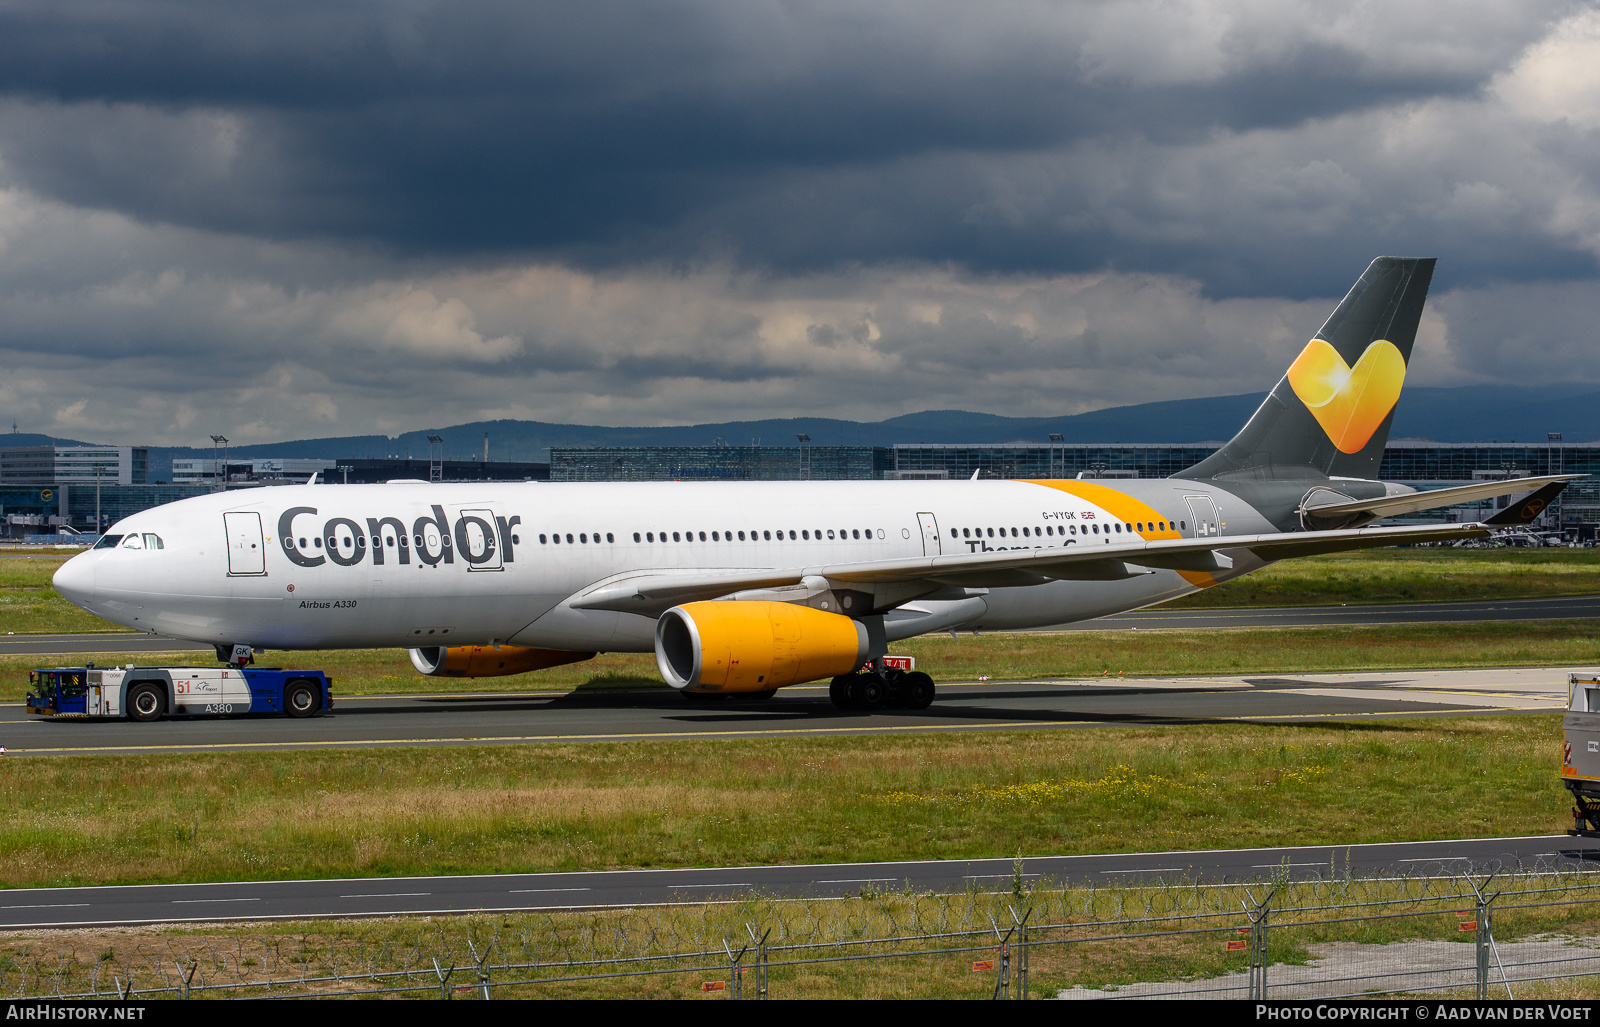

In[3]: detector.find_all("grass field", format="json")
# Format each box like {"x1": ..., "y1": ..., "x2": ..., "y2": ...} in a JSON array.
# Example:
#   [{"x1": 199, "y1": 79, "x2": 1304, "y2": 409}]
[
  {"x1": 0, "y1": 715, "x2": 1569, "y2": 888},
  {"x1": 7, "y1": 547, "x2": 1600, "y2": 637},
  {"x1": 7, "y1": 618, "x2": 1600, "y2": 701}
]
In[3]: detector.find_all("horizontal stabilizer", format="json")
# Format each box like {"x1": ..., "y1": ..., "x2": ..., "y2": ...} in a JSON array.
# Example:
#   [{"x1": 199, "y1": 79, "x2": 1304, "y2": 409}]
[
  {"x1": 1298, "y1": 474, "x2": 1581, "y2": 530},
  {"x1": 1482, "y1": 481, "x2": 1570, "y2": 526}
]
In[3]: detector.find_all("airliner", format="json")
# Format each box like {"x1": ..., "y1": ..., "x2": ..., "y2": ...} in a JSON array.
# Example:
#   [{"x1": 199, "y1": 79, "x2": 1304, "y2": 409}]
[{"x1": 51, "y1": 257, "x2": 1575, "y2": 713}]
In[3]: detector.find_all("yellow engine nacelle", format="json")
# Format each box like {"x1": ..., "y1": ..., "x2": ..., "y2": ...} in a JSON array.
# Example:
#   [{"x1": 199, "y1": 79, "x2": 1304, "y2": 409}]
[
  {"x1": 409, "y1": 645, "x2": 595, "y2": 678},
  {"x1": 655, "y1": 601, "x2": 869, "y2": 692}
]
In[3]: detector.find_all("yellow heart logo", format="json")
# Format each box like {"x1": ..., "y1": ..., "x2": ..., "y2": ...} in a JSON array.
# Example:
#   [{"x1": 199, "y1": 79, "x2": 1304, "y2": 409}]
[{"x1": 1286, "y1": 338, "x2": 1406, "y2": 454}]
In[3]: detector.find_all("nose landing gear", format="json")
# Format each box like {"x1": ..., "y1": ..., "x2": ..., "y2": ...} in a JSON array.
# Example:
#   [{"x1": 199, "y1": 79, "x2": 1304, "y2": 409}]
[{"x1": 829, "y1": 668, "x2": 935, "y2": 711}]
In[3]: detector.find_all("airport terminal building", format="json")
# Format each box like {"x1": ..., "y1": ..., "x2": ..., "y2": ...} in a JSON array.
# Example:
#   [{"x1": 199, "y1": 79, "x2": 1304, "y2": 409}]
[
  {"x1": 4, "y1": 439, "x2": 1596, "y2": 539},
  {"x1": 550, "y1": 439, "x2": 1600, "y2": 529}
]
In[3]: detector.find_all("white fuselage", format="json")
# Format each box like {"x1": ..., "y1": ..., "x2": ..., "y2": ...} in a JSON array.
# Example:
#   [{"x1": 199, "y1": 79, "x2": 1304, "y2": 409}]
[{"x1": 52, "y1": 477, "x2": 1278, "y2": 652}]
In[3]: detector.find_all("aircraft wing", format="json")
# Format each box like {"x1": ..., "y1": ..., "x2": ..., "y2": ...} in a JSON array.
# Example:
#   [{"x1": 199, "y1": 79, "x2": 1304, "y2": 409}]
[
  {"x1": 571, "y1": 520, "x2": 1490, "y2": 616},
  {"x1": 1299, "y1": 474, "x2": 1580, "y2": 529}
]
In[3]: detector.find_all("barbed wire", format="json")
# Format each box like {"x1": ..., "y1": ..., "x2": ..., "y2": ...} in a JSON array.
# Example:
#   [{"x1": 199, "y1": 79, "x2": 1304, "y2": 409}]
[{"x1": 4, "y1": 859, "x2": 1600, "y2": 999}]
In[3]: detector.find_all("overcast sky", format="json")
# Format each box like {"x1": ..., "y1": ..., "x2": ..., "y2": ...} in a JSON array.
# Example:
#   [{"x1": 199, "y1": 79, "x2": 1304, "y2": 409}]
[{"x1": 3, "y1": 0, "x2": 1600, "y2": 445}]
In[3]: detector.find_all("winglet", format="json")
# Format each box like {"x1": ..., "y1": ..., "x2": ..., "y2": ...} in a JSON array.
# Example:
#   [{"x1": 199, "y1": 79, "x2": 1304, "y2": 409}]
[{"x1": 1482, "y1": 481, "x2": 1570, "y2": 526}]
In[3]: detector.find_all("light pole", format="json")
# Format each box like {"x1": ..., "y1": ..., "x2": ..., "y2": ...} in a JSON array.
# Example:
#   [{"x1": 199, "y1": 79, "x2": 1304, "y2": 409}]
[
  {"x1": 209, "y1": 435, "x2": 228, "y2": 491},
  {"x1": 796, "y1": 434, "x2": 811, "y2": 480},
  {"x1": 1048, "y1": 433, "x2": 1064, "y2": 479},
  {"x1": 427, "y1": 434, "x2": 444, "y2": 483},
  {"x1": 1549, "y1": 432, "x2": 1564, "y2": 533},
  {"x1": 94, "y1": 464, "x2": 101, "y2": 535}
]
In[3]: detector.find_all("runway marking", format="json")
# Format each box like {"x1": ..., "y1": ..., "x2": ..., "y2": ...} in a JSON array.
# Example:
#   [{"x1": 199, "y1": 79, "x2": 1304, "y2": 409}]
[
  {"x1": 818, "y1": 878, "x2": 898, "y2": 884},
  {"x1": 338, "y1": 892, "x2": 432, "y2": 899},
  {"x1": 670, "y1": 883, "x2": 754, "y2": 889},
  {"x1": 509, "y1": 888, "x2": 590, "y2": 894},
  {"x1": 0, "y1": 903, "x2": 90, "y2": 910},
  {"x1": 171, "y1": 897, "x2": 260, "y2": 904},
  {"x1": 963, "y1": 873, "x2": 1042, "y2": 880},
  {"x1": 1100, "y1": 868, "x2": 1186, "y2": 874}
]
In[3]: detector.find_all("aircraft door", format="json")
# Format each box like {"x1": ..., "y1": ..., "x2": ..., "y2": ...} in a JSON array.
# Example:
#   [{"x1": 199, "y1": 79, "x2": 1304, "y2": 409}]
[
  {"x1": 1184, "y1": 495, "x2": 1221, "y2": 537},
  {"x1": 224, "y1": 511, "x2": 267, "y2": 575},
  {"x1": 917, "y1": 512, "x2": 941, "y2": 556},
  {"x1": 458, "y1": 509, "x2": 502, "y2": 571}
]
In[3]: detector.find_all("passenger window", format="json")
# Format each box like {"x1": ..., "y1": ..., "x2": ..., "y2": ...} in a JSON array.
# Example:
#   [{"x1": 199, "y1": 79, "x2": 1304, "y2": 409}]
[
  {"x1": 712, "y1": 531, "x2": 720, "y2": 541},
  {"x1": 1181, "y1": 521, "x2": 1187, "y2": 530},
  {"x1": 606, "y1": 533, "x2": 613, "y2": 543},
  {"x1": 790, "y1": 530, "x2": 798, "y2": 540},
  {"x1": 1021, "y1": 527, "x2": 1029, "y2": 537},
  {"x1": 672, "y1": 532, "x2": 680, "y2": 542},
  {"x1": 634, "y1": 533, "x2": 641, "y2": 542},
  {"x1": 357, "y1": 536, "x2": 366, "y2": 547},
  {"x1": 143, "y1": 533, "x2": 164, "y2": 549},
  {"x1": 737, "y1": 531, "x2": 745, "y2": 540},
  {"x1": 851, "y1": 529, "x2": 859, "y2": 539},
  {"x1": 827, "y1": 529, "x2": 835, "y2": 539},
  {"x1": 315, "y1": 538, "x2": 324, "y2": 548},
  {"x1": 387, "y1": 536, "x2": 395, "y2": 547},
  {"x1": 763, "y1": 530, "x2": 771, "y2": 540},
  {"x1": 803, "y1": 530, "x2": 810, "y2": 539},
  {"x1": 566, "y1": 534, "x2": 574, "y2": 543},
  {"x1": 540, "y1": 534, "x2": 548, "y2": 544},
  {"x1": 122, "y1": 534, "x2": 144, "y2": 549},
  {"x1": 580, "y1": 533, "x2": 587, "y2": 543},
  {"x1": 1114, "y1": 524, "x2": 1121, "y2": 533},
  {"x1": 646, "y1": 532, "x2": 654, "y2": 542},
  {"x1": 696, "y1": 531, "x2": 704, "y2": 541}
]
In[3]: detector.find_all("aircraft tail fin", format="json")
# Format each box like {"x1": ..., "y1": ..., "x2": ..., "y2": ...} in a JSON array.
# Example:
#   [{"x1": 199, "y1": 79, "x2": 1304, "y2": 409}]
[{"x1": 1175, "y1": 256, "x2": 1436, "y2": 483}]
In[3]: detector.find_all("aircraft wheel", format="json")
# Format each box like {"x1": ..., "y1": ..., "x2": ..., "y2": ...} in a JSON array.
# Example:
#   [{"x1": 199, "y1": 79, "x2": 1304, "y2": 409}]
[
  {"x1": 745, "y1": 689, "x2": 777, "y2": 701},
  {"x1": 902, "y1": 672, "x2": 935, "y2": 710},
  {"x1": 128, "y1": 683, "x2": 165, "y2": 722},
  {"x1": 284, "y1": 681, "x2": 320, "y2": 718},
  {"x1": 881, "y1": 669, "x2": 909, "y2": 709},
  {"x1": 829, "y1": 675, "x2": 854, "y2": 710},
  {"x1": 848, "y1": 675, "x2": 886, "y2": 710}
]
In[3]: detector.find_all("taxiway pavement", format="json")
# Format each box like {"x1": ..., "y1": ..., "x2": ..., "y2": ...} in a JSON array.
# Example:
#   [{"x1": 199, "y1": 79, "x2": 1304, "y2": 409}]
[
  {"x1": 0, "y1": 666, "x2": 1573, "y2": 757},
  {"x1": 1, "y1": 834, "x2": 1594, "y2": 929}
]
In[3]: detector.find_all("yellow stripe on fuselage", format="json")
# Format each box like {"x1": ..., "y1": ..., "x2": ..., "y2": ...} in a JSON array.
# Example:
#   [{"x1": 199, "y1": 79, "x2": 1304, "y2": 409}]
[{"x1": 1020, "y1": 479, "x2": 1217, "y2": 588}]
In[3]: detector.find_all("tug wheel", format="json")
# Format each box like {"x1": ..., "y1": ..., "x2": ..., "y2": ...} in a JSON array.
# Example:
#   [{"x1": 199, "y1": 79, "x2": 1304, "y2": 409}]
[
  {"x1": 284, "y1": 681, "x2": 320, "y2": 718},
  {"x1": 128, "y1": 683, "x2": 165, "y2": 722}
]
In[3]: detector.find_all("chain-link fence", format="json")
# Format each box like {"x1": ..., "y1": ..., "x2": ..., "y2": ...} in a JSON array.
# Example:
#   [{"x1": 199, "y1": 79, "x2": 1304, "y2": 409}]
[{"x1": 5, "y1": 860, "x2": 1600, "y2": 999}]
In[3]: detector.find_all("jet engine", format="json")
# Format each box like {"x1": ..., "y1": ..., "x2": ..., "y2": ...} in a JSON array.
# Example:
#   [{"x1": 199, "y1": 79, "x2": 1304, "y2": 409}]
[
  {"x1": 655, "y1": 601, "x2": 868, "y2": 692},
  {"x1": 409, "y1": 645, "x2": 595, "y2": 678}
]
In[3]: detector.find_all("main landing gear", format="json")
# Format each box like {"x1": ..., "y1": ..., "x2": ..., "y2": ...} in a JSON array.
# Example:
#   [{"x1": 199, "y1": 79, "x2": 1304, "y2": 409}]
[{"x1": 829, "y1": 668, "x2": 935, "y2": 711}]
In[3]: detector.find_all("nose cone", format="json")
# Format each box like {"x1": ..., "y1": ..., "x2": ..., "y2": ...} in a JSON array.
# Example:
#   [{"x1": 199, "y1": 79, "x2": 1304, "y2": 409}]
[{"x1": 53, "y1": 552, "x2": 97, "y2": 609}]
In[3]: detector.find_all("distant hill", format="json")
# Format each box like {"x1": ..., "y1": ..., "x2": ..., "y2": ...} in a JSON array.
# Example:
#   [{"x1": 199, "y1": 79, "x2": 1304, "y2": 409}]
[{"x1": 10, "y1": 384, "x2": 1600, "y2": 481}]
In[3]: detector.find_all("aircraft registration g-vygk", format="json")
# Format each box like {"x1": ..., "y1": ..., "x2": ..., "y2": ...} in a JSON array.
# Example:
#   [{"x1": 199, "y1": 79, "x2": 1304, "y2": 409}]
[{"x1": 53, "y1": 257, "x2": 1577, "y2": 713}]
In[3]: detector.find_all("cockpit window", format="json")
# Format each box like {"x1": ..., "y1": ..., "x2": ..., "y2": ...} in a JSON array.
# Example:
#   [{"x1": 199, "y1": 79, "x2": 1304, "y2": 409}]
[
  {"x1": 94, "y1": 535, "x2": 123, "y2": 550},
  {"x1": 121, "y1": 534, "x2": 144, "y2": 550},
  {"x1": 143, "y1": 533, "x2": 164, "y2": 550}
]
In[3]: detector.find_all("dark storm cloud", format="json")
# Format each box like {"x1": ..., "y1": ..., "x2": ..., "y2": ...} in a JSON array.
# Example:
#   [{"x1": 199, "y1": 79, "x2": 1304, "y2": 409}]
[
  {"x1": 0, "y1": 0, "x2": 1574, "y2": 292},
  {"x1": 5, "y1": 2, "x2": 1600, "y2": 446}
]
